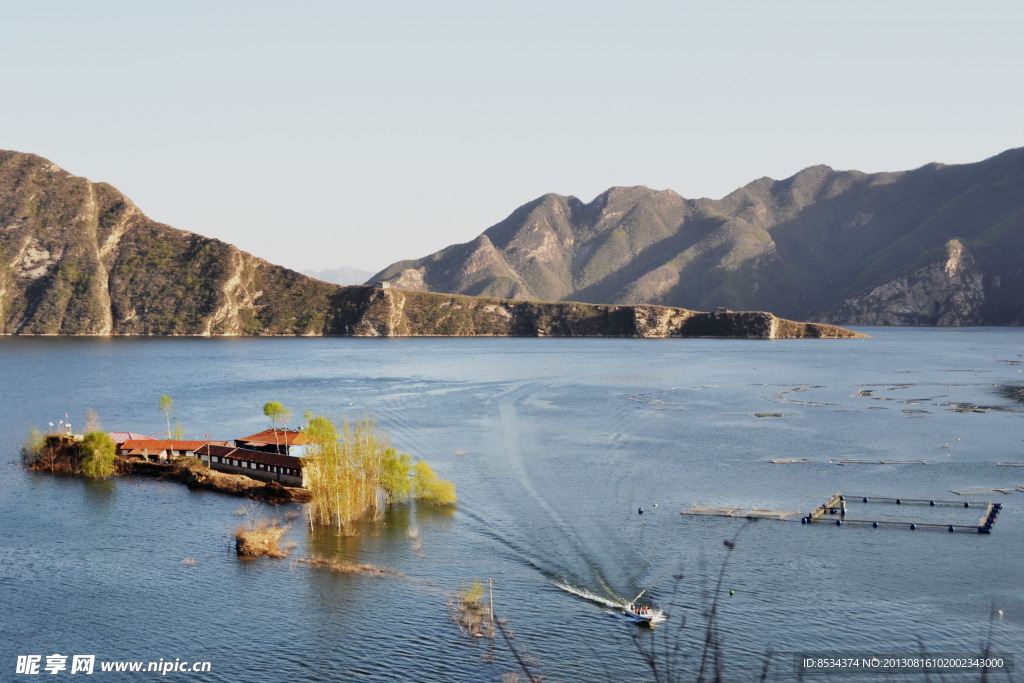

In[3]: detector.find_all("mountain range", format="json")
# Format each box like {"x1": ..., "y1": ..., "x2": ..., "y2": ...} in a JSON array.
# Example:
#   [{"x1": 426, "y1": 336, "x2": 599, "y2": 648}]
[
  {"x1": 370, "y1": 148, "x2": 1024, "y2": 325},
  {"x1": 0, "y1": 150, "x2": 854, "y2": 338}
]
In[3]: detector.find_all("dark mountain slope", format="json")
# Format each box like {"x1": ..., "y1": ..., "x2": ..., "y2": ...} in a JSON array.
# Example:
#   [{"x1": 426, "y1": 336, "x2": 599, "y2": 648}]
[{"x1": 371, "y1": 148, "x2": 1024, "y2": 325}]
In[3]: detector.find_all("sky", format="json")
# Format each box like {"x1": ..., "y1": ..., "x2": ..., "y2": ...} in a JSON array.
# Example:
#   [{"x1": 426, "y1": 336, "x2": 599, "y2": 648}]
[{"x1": 2, "y1": 1, "x2": 1022, "y2": 274}]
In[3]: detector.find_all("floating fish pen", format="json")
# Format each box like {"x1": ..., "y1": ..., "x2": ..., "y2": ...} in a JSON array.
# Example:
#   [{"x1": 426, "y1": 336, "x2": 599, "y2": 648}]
[
  {"x1": 769, "y1": 458, "x2": 816, "y2": 464},
  {"x1": 949, "y1": 487, "x2": 1017, "y2": 495},
  {"x1": 997, "y1": 462, "x2": 1024, "y2": 467},
  {"x1": 803, "y1": 494, "x2": 1004, "y2": 534},
  {"x1": 683, "y1": 493, "x2": 1004, "y2": 534}
]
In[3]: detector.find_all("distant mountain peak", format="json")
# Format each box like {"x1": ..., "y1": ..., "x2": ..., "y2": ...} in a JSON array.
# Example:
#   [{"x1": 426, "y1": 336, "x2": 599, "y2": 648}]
[{"x1": 371, "y1": 148, "x2": 1024, "y2": 325}]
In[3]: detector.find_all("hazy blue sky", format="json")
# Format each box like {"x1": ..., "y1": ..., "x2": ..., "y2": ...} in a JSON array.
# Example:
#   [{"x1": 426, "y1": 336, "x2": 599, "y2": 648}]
[{"x1": 3, "y1": 1, "x2": 1021, "y2": 274}]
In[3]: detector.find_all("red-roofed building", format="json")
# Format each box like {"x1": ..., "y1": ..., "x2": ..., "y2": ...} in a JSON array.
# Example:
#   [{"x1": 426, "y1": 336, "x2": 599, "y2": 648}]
[
  {"x1": 109, "y1": 432, "x2": 157, "y2": 446},
  {"x1": 235, "y1": 429, "x2": 311, "y2": 457},
  {"x1": 119, "y1": 440, "x2": 232, "y2": 461},
  {"x1": 196, "y1": 444, "x2": 305, "y2": 487}
]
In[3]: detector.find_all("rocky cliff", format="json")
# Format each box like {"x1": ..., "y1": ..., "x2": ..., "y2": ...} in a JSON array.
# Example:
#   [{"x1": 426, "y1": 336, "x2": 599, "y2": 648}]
[
  {"x1": 370, "y1": 148, "x2": 1024, "y2": 326},
  {"x1": 0, "y1": 149, "x2": 860, "y2": 339},
  {"x1": 340, "y1": 287, "x2": 861, "y2": 339},
  {"x1": 821, "y1": 240, "x2": 987, "y2": 325}
]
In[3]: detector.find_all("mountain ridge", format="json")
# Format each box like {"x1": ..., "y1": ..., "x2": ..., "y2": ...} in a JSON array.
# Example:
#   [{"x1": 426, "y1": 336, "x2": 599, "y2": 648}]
[
  {"x1": 0, "y1": 149, "x2": 856, "y2": 339},
  {"x1": 371, "y1": 148, "x2": 1024, "y2": 325}
]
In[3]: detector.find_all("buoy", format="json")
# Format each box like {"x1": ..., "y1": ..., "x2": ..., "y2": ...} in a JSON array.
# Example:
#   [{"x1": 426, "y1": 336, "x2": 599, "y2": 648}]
[
  {"x1": 840, "y1": 509, "x2": 846, "y2": 516},
  {"x1": 948, "y1": 526, "x2": 955, "y2": 532},
  {"x1": 729, "y1": 590, "x2": 735, "y2": 596},
  {"x1": 964, "y1": 502, "x2": 970, "y2": 508},
  {"x1": 872, "y1": 522, "x2": 878, "y2": 528},
  {"x1": 638, "y1": 507, "x2": 644, "y2": 515},
  {"x1": 801, "y1": 517, "x2": 807, "y2": 524},
  {"x1": 896, "y1": 499, "x2": 902, "y2": 505},
  {"x1": 929, "y1": 500, "x2": 935, "y2": 506},
  {"x1": 994, "y1": 503, "x2": 1003, "y2": 510},
  {"x1": 836, "y1": 519, "x2": 842, "y2": 526},
  {"x1": 653, "y1": 503, "x2": 658, "y2": 507},
  {"x1": 910, "y1": 523, "x2": 917, "y2": 530},
  {"x1": 838, "y1": 496, "x2": 845, "y2": 502},
  {"x1": 863, "y1": 497, "x2": 868, "y2": 503},
  {"x1": 998, "y1": 610, "x2": 1004, "y2": 616}
]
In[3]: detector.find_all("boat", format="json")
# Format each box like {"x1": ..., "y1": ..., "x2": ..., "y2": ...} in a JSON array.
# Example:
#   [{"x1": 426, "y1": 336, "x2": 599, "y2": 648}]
[{"x1": 624, "y1": 604, "x2": 655, "y2": 622}]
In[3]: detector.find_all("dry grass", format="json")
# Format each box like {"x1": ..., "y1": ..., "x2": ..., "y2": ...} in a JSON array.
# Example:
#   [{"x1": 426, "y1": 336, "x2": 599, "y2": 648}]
[
  {"x1": 297, "y1": 556, "x2": 401, "y2": 577},
  {"x1": 234, "y1": 520, "x2": 290, "y2": 558}
]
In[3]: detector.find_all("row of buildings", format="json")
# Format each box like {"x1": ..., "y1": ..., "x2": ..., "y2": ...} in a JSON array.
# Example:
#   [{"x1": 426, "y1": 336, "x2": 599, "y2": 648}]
[{"x1": 111, "y1": 428, "x2": 312, "y2": 488}]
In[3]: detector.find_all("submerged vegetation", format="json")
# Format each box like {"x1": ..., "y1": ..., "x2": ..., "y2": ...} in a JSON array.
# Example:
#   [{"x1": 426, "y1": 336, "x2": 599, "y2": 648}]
[
  {"x1": 297, "y1": 556, "x2": 398, "y2": 576},
  {"x1": 449, "y1": 579, "x2": 495, "y2": 640},
  {"x1": 302, "y1": 412, "x2": 456, "y2": 531},
  {"x1": 20, "y1": 425, "x2": 46, "y2": 464},
  {"x1": 233, "y1": 502, "x2": 292, "y2": 558},
  {"x1": 234, "y1": 519, "x2": 290, "y2": 558}
]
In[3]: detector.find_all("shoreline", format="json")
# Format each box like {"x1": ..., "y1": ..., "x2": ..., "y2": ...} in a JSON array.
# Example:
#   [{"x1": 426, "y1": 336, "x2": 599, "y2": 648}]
[{"x1": 29, "y1": 457, "x2": 310, "y2": 504}]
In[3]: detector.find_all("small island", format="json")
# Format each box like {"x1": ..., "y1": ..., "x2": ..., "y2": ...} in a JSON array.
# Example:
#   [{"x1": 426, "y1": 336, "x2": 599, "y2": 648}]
[{"x1": 22, "y1": 405, "x2": 457, "y2": 535}]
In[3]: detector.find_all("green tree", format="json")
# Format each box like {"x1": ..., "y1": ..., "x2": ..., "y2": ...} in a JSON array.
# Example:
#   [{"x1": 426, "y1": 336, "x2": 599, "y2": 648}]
[
  {"x1": 301, "y1": 410, "x2": 455, "y2": 529},
  {"x1": 303, "y1": 413, "x2": 389, "y2": 529},
  {"x1": 171, "y1": 419, "x2": 185, "y2": 440},
  {"x1": 413, "y1": 460, "x2": 458, "y2": 505},
  {"x1": 80, "y1": 431, "x2": 116, "y2": 478},
  {"x1": 380, "y1": 448, "x2": 413, "y2": 505},
  {"x1": 263, "y1": 401, "x2": 292, "y2": 451},
  {"x1": 158, "y1": 395, "x2": 174, "y2": 438},
  {"x1": 20, "y1": 426, "x2": 45, "y2": 465}
]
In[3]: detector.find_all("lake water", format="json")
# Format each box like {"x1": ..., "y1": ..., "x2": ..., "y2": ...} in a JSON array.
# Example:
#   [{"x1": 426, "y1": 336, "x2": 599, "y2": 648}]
[{"x1": 1, "y1": 330, "x2": 1022, "y2": 681}]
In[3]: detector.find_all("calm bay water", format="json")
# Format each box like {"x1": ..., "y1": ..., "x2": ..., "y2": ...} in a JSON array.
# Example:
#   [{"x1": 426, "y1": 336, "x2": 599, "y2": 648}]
[{"x1": 1, "y1": 330, "x2": 1022, "y2": 681}]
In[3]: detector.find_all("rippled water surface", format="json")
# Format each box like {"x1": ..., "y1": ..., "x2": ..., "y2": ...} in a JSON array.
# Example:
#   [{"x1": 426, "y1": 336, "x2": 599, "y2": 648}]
[{"x1": 1, "y1": 330, "x2": 1022, "y2": 681}]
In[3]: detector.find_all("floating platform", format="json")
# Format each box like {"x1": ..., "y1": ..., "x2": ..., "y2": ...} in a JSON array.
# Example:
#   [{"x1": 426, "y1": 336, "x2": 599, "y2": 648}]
[
  {"x1": 768, "y1": 458, "x2": 930, "y2": 465},
  {"x1": 949, "y1": 487, "x2": 1016, "y2": 495},
  {"x1": 997, "y1": 462, "x2": 1024, "y2": 467},
  {"x1": 682, "y1": 504, "x2": 802, "y2": 521},
  {"x1": 831, "y1": 458, "x2": 927, "y2": 465},
  {"x1": 807, "y1": 494, "x2": 1003, "y2": 534}
]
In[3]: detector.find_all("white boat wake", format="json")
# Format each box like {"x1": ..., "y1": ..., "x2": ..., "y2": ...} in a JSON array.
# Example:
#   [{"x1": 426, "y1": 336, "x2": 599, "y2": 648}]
[{"x1": 553, "y1": 582, "x2": 667, "y2": 624}]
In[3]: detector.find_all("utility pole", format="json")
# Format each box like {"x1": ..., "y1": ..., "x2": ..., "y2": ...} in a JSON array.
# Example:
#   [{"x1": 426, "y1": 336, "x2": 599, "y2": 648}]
[{"x1": 488, "y1": 578, "x2": 495, "y2": 634}]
